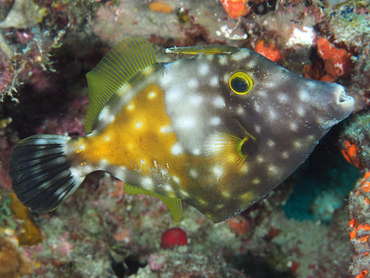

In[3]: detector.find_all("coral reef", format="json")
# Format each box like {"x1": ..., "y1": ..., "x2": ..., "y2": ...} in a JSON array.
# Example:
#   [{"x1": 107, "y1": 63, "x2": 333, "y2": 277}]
[
  {"x1": 0, "y1": 0, "x2": 45, "y2": 29},
  {"x1": 316, "y1": 37, "x2": 353, "y2": 80},
  {"x1": 220, "y1": 0, "x2": 251, "y2": 19},
  {"x1": 0, "y1": 0, "x2": 369, "y2": 277},
  {"x1": 254, "y1": 40, "x2": 281, "y2": 62},
  {"x1": 149, "y1": 2, "x2": 173, "y2": 14},
  {"x1": 340, "y1": 113, "x2": 370, "y2": 277},
  {"x1": 340, "y1": 113, "x2": 370, "y2": 170},
  {"x1": 132, "y1": 248, "x2": 248, "y2": 277},
  {"x1": 348, "y1": 172, "x2": 370, "y2": 278},
  {"x1": 0, "y1": 0, "x2": 97, "y2": 101},
  {"x1": 0, "y1": 230, "x2": 33, "y2": 278}
]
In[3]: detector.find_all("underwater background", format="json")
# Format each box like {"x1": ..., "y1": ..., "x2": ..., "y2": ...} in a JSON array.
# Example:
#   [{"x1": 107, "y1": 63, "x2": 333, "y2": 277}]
[{"x1": 0, "y1": 0, "x2": 369, "y2": 277}]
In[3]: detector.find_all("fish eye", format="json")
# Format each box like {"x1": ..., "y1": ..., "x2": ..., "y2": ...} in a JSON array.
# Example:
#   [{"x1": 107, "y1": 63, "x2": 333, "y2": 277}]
[{"x1": 229, "y1": 72, "x2": 253, "y2": 95}]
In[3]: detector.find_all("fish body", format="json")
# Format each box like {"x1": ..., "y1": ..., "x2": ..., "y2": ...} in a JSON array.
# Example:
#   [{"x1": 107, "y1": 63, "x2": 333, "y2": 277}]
[{"x1": 9, "y1": 37, "x2": 354, "y2": 222}]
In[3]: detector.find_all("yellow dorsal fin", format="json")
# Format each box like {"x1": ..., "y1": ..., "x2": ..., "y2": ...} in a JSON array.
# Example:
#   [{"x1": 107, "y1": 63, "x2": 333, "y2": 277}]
[
  {"x1": 84, "y1": 37, "x2": 157, "y2": 132},
  {"x1": 124, "y1": 183, "x2": 183, "y2": 222},
  {"x1": 165, "y1": 45, "x2": 239, "y2": 55}
]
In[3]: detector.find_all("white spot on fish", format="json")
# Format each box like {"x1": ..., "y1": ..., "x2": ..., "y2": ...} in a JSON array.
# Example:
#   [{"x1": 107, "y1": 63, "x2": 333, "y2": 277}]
[
  {"x1": 254, "y1": 125, "x2": 261, "y2": 133},
  {"x1": 212, "y1": 165, "x2": 223, "y2": 180},
  {"x1": 296, "y1": 106, "x2": 306, "y2": 117},
  {"x1": 254, "y1": 102, "x2": 261, "y2": 112},
  {"x1": 210, "y1": 117, "x2": 221, "y2": 126},
  {"x1": 281, "y1": 151, "x2": 289, "y2": 159},
  {"x1": 268, "y1": 165, "x2": 278, "y2": 175},
  {"x1": 222, "y1": 190, "x2": 231, "y2": 198},
  {"x1": 306, "y1": 135, "x2": 315, "y2": 141},
  {"x1": 104, "y1": 135, "x2": 110, "y2": 141},
  {"x1": 142, "y1": 66, "x2": 154, "y2": 76},
  {"x1": 269, "y1": 109, "x2": 277, "y2": 120},
  {"x1": 165, "y1": 88, "x2": 182, "y2": 103},
  {"x1": 198, "y1": 198, "x2": 208, "y2": 206},
  {"x1": 163, "y1": 184, "x2": 173, "y2": 193},
  {"x1": 290, "y1": 122, "x2": 298, "y2": 131},
  {"x1": 171, "y1": 142, "x2": 183, "y2": 156},
  {"x1": 267, "y1": 139, "x2": 275, "y2": 147},
  {"x1": 231, "y1": 49, "x2": 250, "y2": 61},
  {"x1": 252, "y1": 178, "x2": 260, "y2": 184},
  {"x1": 213, "y1": 96, "x2": 226, "y2": 108},
  {"x1": 256, "y1": 155, "x2": 264, "y2": 163},
  {"x1": 198, "y1": 63, "x2": 210, "y2": 76},
  {"x1": 219, "y1": 56, "x2": 228, "y2": 65},
  {"x1": 236, "y1": 106, "x2": 245, "y2": 115},
  {"x1": 136, "y1": 122, "x2": 142, "y2": 128},
  {"x1": 148, "y1": 92, "x2": 156, "y2": 99},
  {"x1": 299, "y1": 90, "x2": 309, "y2": 102},
  {"x1": 210, "y1": 76, "x2": 218, "y2": 87},
  {"x1": 247, "y1": 59, "x2": 256, "y2": 68},
  {"x1": 127, "y1": 104, "x2": 134, "y2": 110},
  {"x1": 172, "y1": 176, "x2": 180, "y2": 184},
  {"x1": 307, "y1": 80, "x2": 318, "y2": 89},
  {"x1": 216, "y1": 204, "x2": 224, "y2": 209},
  {"x1": 316, "y1": 117, "x2": 324, "y2": 124},
  {"x1": 293, "y1": 141, "x2": 302, "y2": 149},
  {"x1": 223, "y1": 73, "x2": 231, "y2": 83},
  {"x1": 192, "y1": 148, "x2": 201, "y2": 155},
  {"x1": 99, "y1": 109, "x2": 115, "y2": 124},
  {"x1": 142, "y1": 177, "x2": 154, "y2": 189},
  {"x1": 239, "y1": 163, "x2": 249, "y2": 174},
  {"x1": 264, "y1": 82, "x2": 275, "y2": 88},
  {"x1": 180, "y1": 189, "x2": 189, "y2": 198}
]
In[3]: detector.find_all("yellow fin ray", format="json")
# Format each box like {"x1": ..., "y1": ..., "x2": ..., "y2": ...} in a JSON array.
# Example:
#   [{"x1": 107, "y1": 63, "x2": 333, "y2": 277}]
[
  {"x1": 214, "y1": 133, "x2": 250, "y2": 169},
  {"x1": 165, "y1": 45, "x2": 239, "y2": 55},
  {"x1": 124, "y1": 183, "x2": 183, "y2": 222},
  {"x1": 85, "y1": 37, "x2": 157, "y2": 132}
]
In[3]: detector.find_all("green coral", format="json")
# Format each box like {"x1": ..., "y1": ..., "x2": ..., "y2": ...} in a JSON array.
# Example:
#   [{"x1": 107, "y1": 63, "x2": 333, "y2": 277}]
[{"x1": 0, "y1": 191, "x2": 16, "y2": 229}]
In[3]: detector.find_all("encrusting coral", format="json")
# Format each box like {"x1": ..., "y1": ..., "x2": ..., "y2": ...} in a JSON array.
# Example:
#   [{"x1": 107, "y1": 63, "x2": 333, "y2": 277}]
[
  {"x1": 0, "y1": 229, "x2": 33, "y2": 278},
  {"x1": 340, "y1": 113, "x2": 370, "y2": 277}
]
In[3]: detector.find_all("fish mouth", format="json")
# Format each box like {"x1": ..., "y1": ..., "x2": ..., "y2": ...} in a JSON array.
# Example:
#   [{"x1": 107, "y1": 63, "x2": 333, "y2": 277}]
[{"x1": 334, "y1": 87, "x2": 355, "y2": 112}]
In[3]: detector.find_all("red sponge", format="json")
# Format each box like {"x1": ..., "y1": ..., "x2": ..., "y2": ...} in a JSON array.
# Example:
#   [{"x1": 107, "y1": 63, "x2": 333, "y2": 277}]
[{"x1": 161, "y1": 228, "x2": 188, "y2": 249}]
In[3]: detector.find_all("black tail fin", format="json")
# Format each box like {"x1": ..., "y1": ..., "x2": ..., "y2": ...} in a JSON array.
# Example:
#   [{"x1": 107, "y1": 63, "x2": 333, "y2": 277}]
[{"x1": 9, "y1": 134, "x2": 85, "y2": 213}]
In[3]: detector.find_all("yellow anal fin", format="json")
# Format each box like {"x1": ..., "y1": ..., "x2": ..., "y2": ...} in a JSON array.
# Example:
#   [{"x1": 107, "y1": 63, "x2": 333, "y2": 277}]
[
  {"x1": 124, "y1": 183, "x2": 183, "y2": 222},
  {"x1": 165, "y1": 45, "x2": 239, "y2": 55}
]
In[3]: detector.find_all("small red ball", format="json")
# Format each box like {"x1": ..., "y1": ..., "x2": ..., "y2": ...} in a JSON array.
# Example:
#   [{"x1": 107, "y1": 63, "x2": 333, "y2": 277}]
[{"x1": 161, "y1": 228, "x2": 188, "y2": 249}]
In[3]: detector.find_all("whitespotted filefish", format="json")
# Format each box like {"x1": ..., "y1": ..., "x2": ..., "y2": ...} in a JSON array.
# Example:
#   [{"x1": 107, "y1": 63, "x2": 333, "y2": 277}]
[{"x1": 9, "y1": 37, "x2": 354, "y2": 223}]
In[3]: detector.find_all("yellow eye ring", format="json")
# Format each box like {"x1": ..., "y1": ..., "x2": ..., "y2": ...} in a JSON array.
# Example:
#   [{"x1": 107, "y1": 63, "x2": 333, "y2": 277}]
[{"x1": 229, "y1": 71, "x2": 253, "y2": 95}]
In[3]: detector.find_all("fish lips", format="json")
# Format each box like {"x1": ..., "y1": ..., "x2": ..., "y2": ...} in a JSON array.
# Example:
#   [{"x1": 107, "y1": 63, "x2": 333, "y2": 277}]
[{"x1": 316, "y1": 82, "x2": 355, "y2": 130}]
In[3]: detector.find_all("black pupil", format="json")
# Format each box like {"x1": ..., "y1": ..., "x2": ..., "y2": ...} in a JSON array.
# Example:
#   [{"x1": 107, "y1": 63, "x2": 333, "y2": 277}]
[{"x1": 231, "y1": 77, "x2": 248, "y2": 93}]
